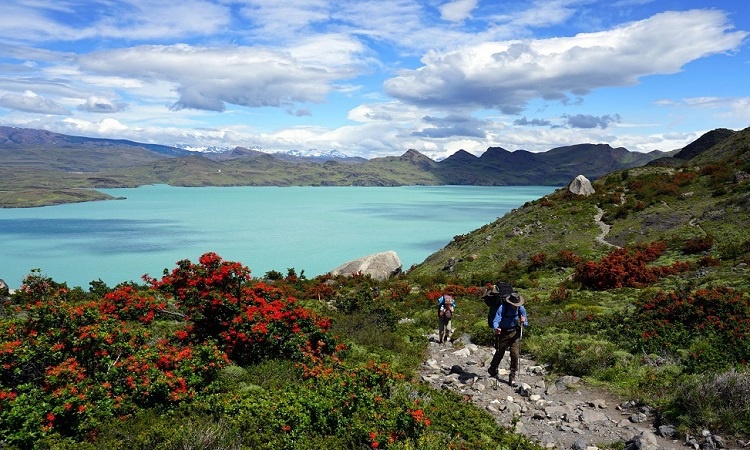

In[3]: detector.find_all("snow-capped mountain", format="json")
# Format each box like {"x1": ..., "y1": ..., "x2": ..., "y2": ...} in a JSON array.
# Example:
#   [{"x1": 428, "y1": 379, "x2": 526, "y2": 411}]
[
  {"x1": 175, "y1": 143, "x2": 352, "y2": 160},
  {"x1": 279, "y1": 149, "x2": 350, "y2": 158},
  {"x1": 176, "y1": 144, "x2": 261, "y2": 154}
]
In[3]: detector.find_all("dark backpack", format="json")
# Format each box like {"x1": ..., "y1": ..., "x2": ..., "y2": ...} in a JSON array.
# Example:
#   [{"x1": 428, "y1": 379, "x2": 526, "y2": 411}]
[
  {"x1": 482, "y1": 282, "x2": 514, "y2": 328},
  {"x1": 441, "y1": 304, "x2": 453, "y2": 321}
]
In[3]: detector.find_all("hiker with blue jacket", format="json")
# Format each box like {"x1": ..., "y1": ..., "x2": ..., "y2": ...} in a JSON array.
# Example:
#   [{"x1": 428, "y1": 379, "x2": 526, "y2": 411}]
[
  {"x1": 437, "y1": 294, "x2": 455, "y2": 344},
  {"x1": 487, "y1": 292, "x2": 528, "y2": 386}
]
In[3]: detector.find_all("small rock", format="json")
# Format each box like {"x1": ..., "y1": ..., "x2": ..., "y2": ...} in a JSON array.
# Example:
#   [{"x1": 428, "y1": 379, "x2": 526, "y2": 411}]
[
  {"x1": 580, "y1": 409, "x2": 609, "y2": 424},
  {"x1": 486, "y1": 404, "x2": 500, "y2": 414},
  {"x1": 449, "y1": 364, "x2": 464, "y2": 374},
  {"x1": 591, "y1": 399, "x2": 607, "y2": 409},
  {"x1": 452, "y1": 348, "x2": 471, "y2": 357},
  {"x1": 657, "y1": 425, "x2": 676, "y2": 438},
  {"x1": 572, "y1": 438, "x2": 588, "y2": 450}
]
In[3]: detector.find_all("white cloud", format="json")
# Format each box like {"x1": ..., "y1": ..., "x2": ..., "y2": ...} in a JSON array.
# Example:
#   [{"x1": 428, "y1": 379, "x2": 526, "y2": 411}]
[
  {"x1": 384, "y1": 10, "x2": 748, "y2": 112},
  {"x1": 0, "y1": 90, "x2": 70, "y2": 115},
  {"x1": 62, "y1": 117, "x2": 129, "y2": 134},
  {"x1": 506, "y1": 0, "x2": 581, "y2": 29},
  {"x1": 237, "y1": 0, "x2": 331, "y2": 41},
  {"x1": 439, "y1": 0, "x2": 478, "y2": 23},
  {"x1": 0, "y1": 0, "x2": 231, "y2": 42},
  {"x1": 77, "y1": 41, "x2": 367, "y2": 111},
  {"x1": 657, "y1": 95, "x2": 750, "y2": 125},
  {"x1": 77, "y1": 96, "x2": 128, "y2": 113}
]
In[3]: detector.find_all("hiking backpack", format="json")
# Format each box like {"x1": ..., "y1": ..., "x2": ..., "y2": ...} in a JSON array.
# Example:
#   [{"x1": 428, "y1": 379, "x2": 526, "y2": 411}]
[
  {"x1": 441, "y1": 304, "x2": 453, "y2": 321},
  {"x1": 438, "y1": 295, "x2": 454, "y2": 321},
  {"x1": 482, "y1": 282, "x2": 514, "y2": 328}
]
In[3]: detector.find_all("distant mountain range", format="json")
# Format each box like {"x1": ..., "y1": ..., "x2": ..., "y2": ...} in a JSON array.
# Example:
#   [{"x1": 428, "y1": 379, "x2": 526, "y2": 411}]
[{"x1": 0, "y1": 125, "x2": 708, "y2": 207}]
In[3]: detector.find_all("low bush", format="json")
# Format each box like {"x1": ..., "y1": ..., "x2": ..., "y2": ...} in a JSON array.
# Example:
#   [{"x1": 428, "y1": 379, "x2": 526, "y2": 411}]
[
  {"x1": 628, "y1": 286, "x2": 750, "y2": 372},
  {"x1": 682, "y1": 235, "x2": 714, "y2": 255},
  {"x1": 669, "y1": 368, "x2": 750, "y2": 435},
  {"x1": 573, "y1": 241, "x2": 691, "y2": 290}
]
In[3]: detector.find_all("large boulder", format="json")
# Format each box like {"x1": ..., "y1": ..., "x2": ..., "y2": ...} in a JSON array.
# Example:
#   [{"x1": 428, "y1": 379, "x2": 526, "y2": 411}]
[
  {"x1": 568, "y1": 174, "x2": 595, "y2": 196},
  {"x1": 329, "y1": 250, "x2": 402, "y2": 280}
]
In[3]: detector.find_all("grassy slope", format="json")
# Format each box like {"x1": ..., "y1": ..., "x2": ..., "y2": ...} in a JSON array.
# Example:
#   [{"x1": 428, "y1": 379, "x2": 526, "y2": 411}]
[
  {"x1": 405, "y1": 126, "x2": 750, "y2": 437},
  {"x1": 408, "y1": 126, "x2": 750, "y2": 282}
]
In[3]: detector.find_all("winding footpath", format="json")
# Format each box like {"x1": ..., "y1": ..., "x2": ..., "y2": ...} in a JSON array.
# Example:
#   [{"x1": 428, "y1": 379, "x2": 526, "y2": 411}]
[
  {"x1": 593, "y1": 206, "x2": 619, "y2": 249},
  {"x1": 418, "y1": 332, "x2": 741, "y2": 450}
]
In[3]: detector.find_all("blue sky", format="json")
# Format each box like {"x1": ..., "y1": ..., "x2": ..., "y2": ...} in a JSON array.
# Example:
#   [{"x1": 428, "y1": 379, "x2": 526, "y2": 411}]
[{"x1": 0, "y1": 0, "x2": 748, "y2": 159}]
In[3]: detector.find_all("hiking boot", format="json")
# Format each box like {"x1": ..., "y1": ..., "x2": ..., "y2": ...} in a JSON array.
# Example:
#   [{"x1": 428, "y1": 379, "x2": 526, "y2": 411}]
[
  {"x1": 488, "y1": 368, "x2": 497, "y2": 378},
  {"x1": 509, "y1": 375, "x2": 517, "y2": 387}
]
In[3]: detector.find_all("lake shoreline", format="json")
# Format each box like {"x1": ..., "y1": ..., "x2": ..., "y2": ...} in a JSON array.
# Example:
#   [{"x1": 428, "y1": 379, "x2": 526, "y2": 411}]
[{"x1": 0, "y1": 185, "x2": 555, "y2": 288}]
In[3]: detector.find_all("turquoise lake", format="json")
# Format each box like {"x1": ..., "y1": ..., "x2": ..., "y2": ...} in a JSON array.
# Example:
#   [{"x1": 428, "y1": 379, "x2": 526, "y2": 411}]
[{"x1": 0, "y1": 185, "x2": 555, "y2": 289}]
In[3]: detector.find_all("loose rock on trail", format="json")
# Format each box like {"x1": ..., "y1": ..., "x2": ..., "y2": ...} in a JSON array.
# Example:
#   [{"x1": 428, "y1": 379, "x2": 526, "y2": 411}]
[{"x1": 418, "y1": 332, "x2": 717, "y2": 450}]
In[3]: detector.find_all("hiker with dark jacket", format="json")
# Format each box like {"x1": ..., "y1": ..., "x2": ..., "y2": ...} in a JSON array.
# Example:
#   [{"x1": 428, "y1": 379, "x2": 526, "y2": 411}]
[
  {"x1": 437, "y1": 294, "x2": 455, "y2": 344},
  {"x1": 487, "y1": 292, "x2": 528, "y2": 386}
]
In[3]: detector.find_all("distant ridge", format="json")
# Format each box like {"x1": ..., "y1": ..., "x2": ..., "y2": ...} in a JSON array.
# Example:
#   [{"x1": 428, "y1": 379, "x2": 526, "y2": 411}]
[
  {"x1": 0, "y1": 125, "x2": 703, "y2": 207},
  {"x1": 0, "y1": 126, "x2": 192, "y2": 157}
]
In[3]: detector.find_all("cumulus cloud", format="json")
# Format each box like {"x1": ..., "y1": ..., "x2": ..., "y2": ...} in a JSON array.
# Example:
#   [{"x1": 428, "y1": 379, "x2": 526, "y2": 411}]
[
  {"x1": 384, "y1": 10, "x2": 748, "y2": 113},
  {"x1": 563, "y1": 113, "x2": 621, "y2": 129},
  {"x1": 514, "y1": 116, "x2": 552, "y2": 126},
  {"x1": 78, "y1": 39, "x2": 366, "y2": 112},
  {"x1": 412, "y1": 114, "x2": 488, "y2": 138},
  {"x1": 77, "y1": 96, "x2": 127, "y2": 113},
  {"x1": 0, "y1": 90, "x2": 70, "y2": 115}
]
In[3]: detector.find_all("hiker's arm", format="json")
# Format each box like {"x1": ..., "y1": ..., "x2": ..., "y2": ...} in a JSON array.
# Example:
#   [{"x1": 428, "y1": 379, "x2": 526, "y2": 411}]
[
  {"x1": 492, "y1": 305, "x2": 503, "y2": 331},
  {"x1": 520, "y1": 306, "x2": 528, "y2": 326}
]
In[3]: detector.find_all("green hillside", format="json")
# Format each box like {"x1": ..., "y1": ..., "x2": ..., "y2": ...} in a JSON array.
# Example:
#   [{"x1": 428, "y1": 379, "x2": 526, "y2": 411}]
[
  {"x1": 406, "y1": 126, "x2": 750, "y2": 439},
  {"x1": 0, "y1": 127, "x2": 747, "y2": 449}
]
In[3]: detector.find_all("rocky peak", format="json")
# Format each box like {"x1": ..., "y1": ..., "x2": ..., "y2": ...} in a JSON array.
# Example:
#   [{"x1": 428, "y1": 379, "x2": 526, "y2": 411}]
[{"x1": 400, "y1": 149, "x2": 436, "y2": 170}]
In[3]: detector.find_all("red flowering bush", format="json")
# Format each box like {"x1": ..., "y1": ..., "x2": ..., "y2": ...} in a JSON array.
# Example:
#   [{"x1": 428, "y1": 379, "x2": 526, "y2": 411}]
[
  {"x1": 549, "y1": 285, "x2": 572, "y2": 304},
  {"x1": 529, "y1": 253, "x2": 549, "y2": 270},
  {"x1": 147, "y1": 252, "x2": 337, "y2": 365},
  {"x1": 0, "y1": 275, "x2": 229, "y2": 447},
  {"x1": 682, "y1": 235, "x2": 714, "y2": 255},
  {"x1": 629, "y1": 286, "x2": 750, "y2": 372},
  {"x1": 553, "y1": 250, "x2": 582, "y2": 268},
  {"x1": 0, "y1": 253, "x2": 339, "y2": 447},
  {"x1": 573, "y1": 241, "x2": 691, "y2": 290}
]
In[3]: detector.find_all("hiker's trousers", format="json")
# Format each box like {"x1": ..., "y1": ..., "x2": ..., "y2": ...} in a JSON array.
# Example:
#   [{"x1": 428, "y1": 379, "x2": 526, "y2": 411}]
[{"x1": 489, "y1": 327, "x2": 521, "y2": 376}]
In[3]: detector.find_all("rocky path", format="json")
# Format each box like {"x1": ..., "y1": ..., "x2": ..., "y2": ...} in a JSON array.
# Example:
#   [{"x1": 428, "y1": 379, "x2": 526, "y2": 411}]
[
  {"x1": 418, "y1": 332, "x2": 736, "y2": 450},
  {"x1": 593, "y1": 206, "x2": 619, "y2": 249}
]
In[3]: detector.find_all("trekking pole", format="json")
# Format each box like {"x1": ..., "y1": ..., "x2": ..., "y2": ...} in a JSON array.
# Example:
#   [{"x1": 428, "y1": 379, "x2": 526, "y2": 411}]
[{"x1": 520, "y1": 327, "x2": 523, "y2": 384}]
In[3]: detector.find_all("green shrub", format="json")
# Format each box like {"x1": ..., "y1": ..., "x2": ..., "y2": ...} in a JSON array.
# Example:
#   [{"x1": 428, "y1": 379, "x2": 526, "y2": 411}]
[
  {"x1": 549, "y1": 338, "x2": 621, "y2": 377},
  {"x1": 669, "y1": 369, "x2": 750, "y2": 435}
]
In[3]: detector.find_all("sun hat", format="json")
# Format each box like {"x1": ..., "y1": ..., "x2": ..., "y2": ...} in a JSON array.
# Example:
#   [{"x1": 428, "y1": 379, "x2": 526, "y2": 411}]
[{"x1": 505, "y1": 292, "x2": 524, "y2": 307}]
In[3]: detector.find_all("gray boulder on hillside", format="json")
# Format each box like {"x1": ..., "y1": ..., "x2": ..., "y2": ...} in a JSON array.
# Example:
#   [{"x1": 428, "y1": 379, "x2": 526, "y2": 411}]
[
  {"x1": 568, "y1": 174, "x2": 595, "y2": 196},
  {"x1": 329, "y1": 250, "x2": 402, "y2": 280}
]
